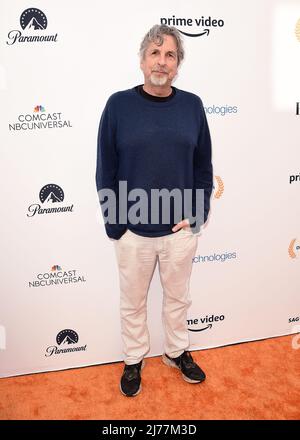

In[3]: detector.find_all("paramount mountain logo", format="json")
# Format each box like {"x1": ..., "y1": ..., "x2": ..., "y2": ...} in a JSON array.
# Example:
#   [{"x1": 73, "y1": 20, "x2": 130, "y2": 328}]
[
  {"x1": 160, "y1": 15, "x2": 224, "y2": 37},
  {"x1": 28, "y1": 264, "x2": 86, "y2": 288},
  {"x1": 9, "y1": 105, "x2": 72, "y2": 131},
  {"x1": 45, "y1": 329, "x2": 87, "y2": 357},
  {"x1": 20, "y1": 8, "x2": 47, "y2": 30},
  {"x1": 57, "y1": 329, "x2": 78, "y2": 345},
  {"x1": 188, "y1": 314, "x2": 225, "y2": 332},
  {"x1": 288, "y1": 238, "x2": 300, "y2": 259},
  {"x1": 6, "y1": 8, "x2": 58, "y2": 45},
  {"x1": 27, "y1": 184, "x2": 74, "y2": 218}
]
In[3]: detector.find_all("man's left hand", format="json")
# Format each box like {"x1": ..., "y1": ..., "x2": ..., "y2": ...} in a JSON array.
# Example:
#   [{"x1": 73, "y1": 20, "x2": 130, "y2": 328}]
[{"x1": 172, "y1": 218, "x2": 190, "y2": 233}]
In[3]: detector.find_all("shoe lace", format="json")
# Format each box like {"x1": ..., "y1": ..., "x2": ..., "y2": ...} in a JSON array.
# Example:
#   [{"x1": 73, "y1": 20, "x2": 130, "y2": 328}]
[
  {"x1": 124, "y1": 364, "x2": 140, "y2": 381},
  {"x1": 181, "y1": 351, "x2": 197, "y2": 369}
]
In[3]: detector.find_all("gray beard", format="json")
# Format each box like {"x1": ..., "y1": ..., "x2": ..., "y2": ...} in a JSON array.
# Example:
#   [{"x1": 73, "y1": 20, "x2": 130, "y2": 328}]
[{"x1": 149, "y1": 73, "x2": 169, "y2": 86}]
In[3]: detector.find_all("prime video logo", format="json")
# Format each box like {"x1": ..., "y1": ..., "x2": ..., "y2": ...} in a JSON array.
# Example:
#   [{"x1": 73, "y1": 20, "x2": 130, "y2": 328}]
[
  {"x1": 188, "y1": 314, "x2": 225, "y2": 332},
  {"x1": 193, "y1": 251, "x2": 237, "y2": 263},
  {"x1": 289, "y1": 173, "x2": 300, "y2": 184},
  {"x1": 160, "y1": 15, "x2": 224, "y2": 37}
]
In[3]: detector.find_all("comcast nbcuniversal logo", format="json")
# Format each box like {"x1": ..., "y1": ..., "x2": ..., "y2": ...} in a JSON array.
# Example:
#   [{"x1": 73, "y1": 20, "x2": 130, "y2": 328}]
[
  {"x1": 28, "y1": 265, "x2": 86, "y2": 288},
  {"x1": 288, "y1": 239, "x2": 300, "y2": 259},
  {"x1": 8, "y1": 105, "x2": 72, "y2": 131},
  {"x1": 6, "y1": 8, "x2": 58, "y2": 45}
]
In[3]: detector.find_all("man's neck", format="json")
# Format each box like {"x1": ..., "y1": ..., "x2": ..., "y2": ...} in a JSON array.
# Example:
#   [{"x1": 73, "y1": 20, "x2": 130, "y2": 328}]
[{"x1": 142, "y1": 83, "x2": 172, "y2": 98}]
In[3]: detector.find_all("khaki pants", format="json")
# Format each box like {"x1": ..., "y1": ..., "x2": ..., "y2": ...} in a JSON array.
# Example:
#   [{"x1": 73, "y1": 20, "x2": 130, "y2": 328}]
[{"x1": 114, "y1": 227, "x2": 198, "y2": 365}]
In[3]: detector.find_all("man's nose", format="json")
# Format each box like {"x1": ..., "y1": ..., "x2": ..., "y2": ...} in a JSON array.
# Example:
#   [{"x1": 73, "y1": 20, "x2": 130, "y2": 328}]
[{"x1": 157, "y1": 55, "x2": 167, "y2": 66}]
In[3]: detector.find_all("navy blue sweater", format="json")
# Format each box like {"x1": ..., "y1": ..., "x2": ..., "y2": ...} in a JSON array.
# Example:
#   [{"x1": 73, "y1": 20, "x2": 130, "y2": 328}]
[{"x1": 96, "y1": 86, "x2": 213, "y2": 240}]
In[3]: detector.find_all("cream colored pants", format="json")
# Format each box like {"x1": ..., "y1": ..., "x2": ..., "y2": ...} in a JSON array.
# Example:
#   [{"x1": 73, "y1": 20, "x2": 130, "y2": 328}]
[{"x1": 114, "y1": 226, "x2": 198, "y2": 365}]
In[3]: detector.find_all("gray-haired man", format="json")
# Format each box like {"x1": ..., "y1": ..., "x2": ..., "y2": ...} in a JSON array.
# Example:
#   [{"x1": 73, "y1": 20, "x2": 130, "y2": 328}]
[{"x1": 96, "y1": 24, "x2": 213, "y2": 396}]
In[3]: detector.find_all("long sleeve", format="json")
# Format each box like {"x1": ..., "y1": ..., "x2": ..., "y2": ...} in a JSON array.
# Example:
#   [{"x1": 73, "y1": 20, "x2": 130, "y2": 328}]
[
  {"x1": 96, "y1": 98, "x2": 127, "y2": 240},
  {"x1": 190, "y1": 101, "x2": 213, "y2": 232}
]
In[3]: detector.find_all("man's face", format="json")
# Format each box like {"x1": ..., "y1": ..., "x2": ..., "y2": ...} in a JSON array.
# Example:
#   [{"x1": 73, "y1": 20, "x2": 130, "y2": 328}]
[{"x1": 140, "y1": 34, "x2": 179, "y2": 87}]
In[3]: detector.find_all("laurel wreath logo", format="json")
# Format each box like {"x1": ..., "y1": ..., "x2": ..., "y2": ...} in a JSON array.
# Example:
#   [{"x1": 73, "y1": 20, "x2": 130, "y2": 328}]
[
  {"x1": 288, "y1": 239, "x2": 297, "y2": 259},
  {"x1": 214, "y1": 176, "x2": 224, "y2": 199}
]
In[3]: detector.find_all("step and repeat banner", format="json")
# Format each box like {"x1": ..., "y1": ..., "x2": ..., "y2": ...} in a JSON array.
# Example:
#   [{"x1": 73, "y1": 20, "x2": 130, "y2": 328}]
[{"x1": 1, "y1": 0, "x2": 299, "y2": 377}]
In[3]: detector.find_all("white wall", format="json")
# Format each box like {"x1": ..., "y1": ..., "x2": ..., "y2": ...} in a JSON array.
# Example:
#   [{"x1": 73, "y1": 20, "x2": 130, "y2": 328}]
[{"x1": 0, "y1": 0, "x2": 299, "y2": 377}]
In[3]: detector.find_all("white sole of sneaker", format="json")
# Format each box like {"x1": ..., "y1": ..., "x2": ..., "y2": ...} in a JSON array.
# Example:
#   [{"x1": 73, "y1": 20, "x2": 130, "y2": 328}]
[
  {"x1": 162, "y1": 354, "x2": 204, "y2": 384},
  {"x1": 119, "y1": 383, "x2": 142, "y2": 397},
  {"x1": 120, "y1": 359, "x2": 145, "y2": 397}
]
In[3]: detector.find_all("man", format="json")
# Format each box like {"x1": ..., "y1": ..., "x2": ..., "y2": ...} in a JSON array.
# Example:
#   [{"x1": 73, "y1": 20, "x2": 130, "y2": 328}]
[{"x1": 96, "y1": 24, "x2": 213, "y2": 397}]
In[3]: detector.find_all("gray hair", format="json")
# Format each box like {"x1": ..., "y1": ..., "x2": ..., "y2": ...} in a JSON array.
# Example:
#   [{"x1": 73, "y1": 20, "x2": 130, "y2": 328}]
[{"x1": 139, "y1": 24, "x2": 184, "y2": 66}]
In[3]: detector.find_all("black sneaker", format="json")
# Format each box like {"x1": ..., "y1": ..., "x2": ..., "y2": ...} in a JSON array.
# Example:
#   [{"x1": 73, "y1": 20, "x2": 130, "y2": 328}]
[
  {"x1": 120, "y1": 359, "x2": 145, "y2": 397},
  {"x1": 162, "y1": 351, "x2": 206, "y2": 383}
]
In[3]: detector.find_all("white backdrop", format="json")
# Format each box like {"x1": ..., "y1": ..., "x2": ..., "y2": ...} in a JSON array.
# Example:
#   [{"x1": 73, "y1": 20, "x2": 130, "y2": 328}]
[{"x1": 0, "y1": 0, "x2": 299, "y2": 378}]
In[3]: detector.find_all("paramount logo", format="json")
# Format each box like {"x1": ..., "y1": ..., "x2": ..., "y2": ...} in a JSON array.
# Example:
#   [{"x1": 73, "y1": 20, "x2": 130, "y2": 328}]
[
  {"x1": 7, "y1": 30, "x2": 58, "y2": 45},
  {"x1": 45, "y1": 329, "x2": 88, "y2": 357},
  {"x1": 27, "y1": 184, "x2": 74, "y2": 218},
  {"x1": 6, "y1": 8, "x2": 58, "y2": 46}
]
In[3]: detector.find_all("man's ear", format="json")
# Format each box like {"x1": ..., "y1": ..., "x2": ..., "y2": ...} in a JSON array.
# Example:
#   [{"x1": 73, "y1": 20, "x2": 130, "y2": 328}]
[{"x1": 140, "y1": 62, "x2": 146, "y2": 77}]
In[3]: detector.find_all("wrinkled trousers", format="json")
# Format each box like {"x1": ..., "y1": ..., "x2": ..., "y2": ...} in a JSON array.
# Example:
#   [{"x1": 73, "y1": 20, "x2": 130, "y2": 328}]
[{"x1": 114, "y1": 227, "x2": 198, "y2": 365}]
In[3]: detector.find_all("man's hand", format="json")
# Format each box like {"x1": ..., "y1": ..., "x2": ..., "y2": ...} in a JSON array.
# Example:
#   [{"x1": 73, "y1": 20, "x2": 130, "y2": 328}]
[{"x1": 172, "y1": 218, "x2": 190, "y2": 233}]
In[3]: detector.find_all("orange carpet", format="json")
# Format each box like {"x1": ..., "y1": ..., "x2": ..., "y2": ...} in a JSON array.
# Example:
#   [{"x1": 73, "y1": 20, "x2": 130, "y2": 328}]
[{"x1": 0, "y1": 334, "x2": 299, "y2": 420}]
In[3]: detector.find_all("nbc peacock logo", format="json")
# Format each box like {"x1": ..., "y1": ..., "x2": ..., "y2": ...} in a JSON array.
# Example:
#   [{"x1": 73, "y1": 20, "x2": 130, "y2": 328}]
[
  {"x1": 34, "y1": 105, "x2": 45, "y2": 113},
  {"x1": 288, "y1": 239, "x2": 300, "y2": 259},
  {"x1": 214, "y1": 175, "x2": 224, "y2": 199},
  {"x1": 51, "y1": 265, "x2": 62, "y2": 272}
]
